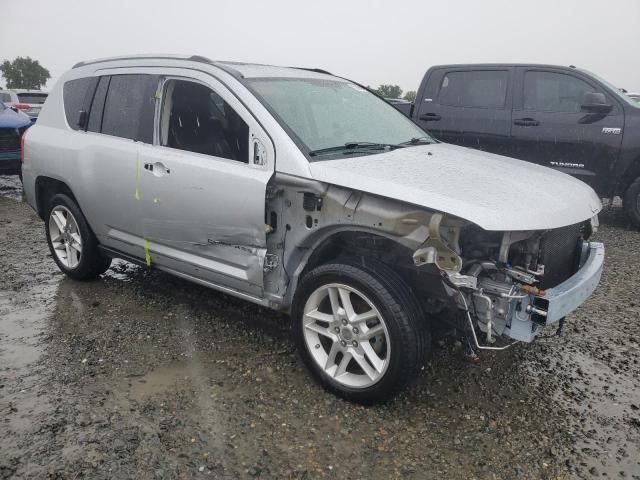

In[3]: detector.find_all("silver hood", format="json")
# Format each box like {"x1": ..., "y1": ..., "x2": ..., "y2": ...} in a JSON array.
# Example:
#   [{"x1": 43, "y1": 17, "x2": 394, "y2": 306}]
[{"x1": 309, "y1": 143, "x2": 601, "y2": 231}]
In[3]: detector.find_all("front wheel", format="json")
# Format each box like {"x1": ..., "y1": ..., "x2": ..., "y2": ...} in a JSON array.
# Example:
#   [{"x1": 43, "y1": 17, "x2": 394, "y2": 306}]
[
  {"x1": 624, "y1": 176, "x2": 640, "y2": 228},
  {"x1": 292, "y1": 259, "x2": 429, "y2": 404},
  {"x1": 45, "y1": 193, "x2": 111, "y2": 280}
]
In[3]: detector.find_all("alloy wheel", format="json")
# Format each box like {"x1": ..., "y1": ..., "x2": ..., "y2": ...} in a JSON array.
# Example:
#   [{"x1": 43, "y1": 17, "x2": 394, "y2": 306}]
[
  {"x1": 48, "y1": 205, "x2": 82, "y2": 269},
  {"x1": 302, "y1": 283, "x2": 391, "y2": 388}
]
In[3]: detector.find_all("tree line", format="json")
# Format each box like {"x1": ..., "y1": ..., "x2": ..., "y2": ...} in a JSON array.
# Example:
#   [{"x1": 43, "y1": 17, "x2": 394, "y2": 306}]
[
  {"x1": 371, "y1": 84, "x2": 416, "y2": 102},
  {"x1": 0, "y1": 57, "x2": 50, "y2": 90}
]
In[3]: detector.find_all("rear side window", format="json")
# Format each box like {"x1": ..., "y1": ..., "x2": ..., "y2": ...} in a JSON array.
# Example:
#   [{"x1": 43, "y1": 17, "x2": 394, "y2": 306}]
[
  {"x1": 87, "y1": 76, "x2": 111, "y2": 133},
  {"x1": 63, "y1": 78, "x2": 94, "y2": 130},
  {"x1": 523, "y1": 71, "x2": 595, "y2": 113},
  {"x1": 438, "y1": 70, "x2": 509, "y2": 109},
  {"x1": 101, "y1": 75, "x2": 158, "y2": 143},
  {"x1": 17, "y1": 93, "x2": 47, "y2": 104},
  {"x1": 0, "y1": 93, "x2": 11, "y2": 103}
]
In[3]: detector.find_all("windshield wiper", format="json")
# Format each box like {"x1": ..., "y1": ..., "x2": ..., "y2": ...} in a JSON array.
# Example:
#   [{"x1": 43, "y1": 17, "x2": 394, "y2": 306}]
[
  {"x1": 397, "y1": 136, "x2": 434, "y2": 146},
  {"x1": 309, "y1": 142, "x2": 399, "y2": 157}
]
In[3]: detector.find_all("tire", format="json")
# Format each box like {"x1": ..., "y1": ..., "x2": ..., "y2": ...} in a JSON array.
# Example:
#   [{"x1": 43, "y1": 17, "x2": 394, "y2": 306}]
[
  {"x1": 292, "y1": 257, "x2": 430, "y2": 404},
  {"x1": 624, "y1": 176, "x2": 640, "y2": 228},
  {"x1": 45, "y1": 193, "x2": 111, "y2": 280}
]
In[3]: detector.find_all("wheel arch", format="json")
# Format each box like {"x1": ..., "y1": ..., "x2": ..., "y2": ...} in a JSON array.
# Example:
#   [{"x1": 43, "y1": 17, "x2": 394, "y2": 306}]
[
  {"x1": 282, "y1": 226, "x2": 421, "y2": 310},
  {"x1": 619, "y1": 157, "x2": 640, "y2": 196},
  {"x1": 34, "y1": 176, "x2": 79, "y2": 220}
]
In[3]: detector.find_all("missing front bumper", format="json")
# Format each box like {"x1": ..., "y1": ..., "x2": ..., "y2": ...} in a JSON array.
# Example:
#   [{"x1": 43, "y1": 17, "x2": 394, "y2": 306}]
[
  {"x1": 506, "y1": 242, "x2": 605, "y2": 342},
  {"x1": 532, "y1": 242, "x2": 605, "y2": 324}
]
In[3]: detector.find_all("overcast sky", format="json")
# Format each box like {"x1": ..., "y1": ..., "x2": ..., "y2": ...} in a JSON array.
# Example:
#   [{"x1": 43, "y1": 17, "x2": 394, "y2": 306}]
[{"x1": 1, "y1": 0, "x2": 639, "y2": 92}]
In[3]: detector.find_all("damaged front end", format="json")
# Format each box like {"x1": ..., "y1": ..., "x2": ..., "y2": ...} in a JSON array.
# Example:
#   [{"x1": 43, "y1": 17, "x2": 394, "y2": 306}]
[{"x1": 413, "y1": 215, "x2": 604, "y2": 347}]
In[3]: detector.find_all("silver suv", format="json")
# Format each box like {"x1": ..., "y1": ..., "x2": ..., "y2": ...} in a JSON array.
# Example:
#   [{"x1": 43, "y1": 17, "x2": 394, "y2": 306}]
[{"x1": 21, "y1": 55, "x2": 604, "y2": 403}]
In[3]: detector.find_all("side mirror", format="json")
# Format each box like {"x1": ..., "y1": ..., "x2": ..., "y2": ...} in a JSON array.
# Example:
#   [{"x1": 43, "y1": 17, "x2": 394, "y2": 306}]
[{"x1": 581, "y1": 92, "x2": 612, "y2": 114}]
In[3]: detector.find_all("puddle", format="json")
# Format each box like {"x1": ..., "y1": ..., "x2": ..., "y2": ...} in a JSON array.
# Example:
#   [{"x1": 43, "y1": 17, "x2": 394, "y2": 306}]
[{"x1": 0, "y1": 283, "x2": 58, "y2": 460}]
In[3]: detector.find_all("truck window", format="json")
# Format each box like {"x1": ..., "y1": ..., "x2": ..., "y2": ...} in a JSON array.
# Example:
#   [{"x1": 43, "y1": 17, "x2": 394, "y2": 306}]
[
  {"x1": 438, "y1": 71, "x2": 508, "y2": 109},
  {"x1": 101, "y1": 75, "x2": 158, "y2": 143},
  {"x1": 63, "y1": 78, "x2": 94, "y2": 130},
  {"x1": 523, "y1": 71, "x2": 594, "y2": 113},
  {"x1": 159, "y1": 79, "x2": 249, "y2": 163}
]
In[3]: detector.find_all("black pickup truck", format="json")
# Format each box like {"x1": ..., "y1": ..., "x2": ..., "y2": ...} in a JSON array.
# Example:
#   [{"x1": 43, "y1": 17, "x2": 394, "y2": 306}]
[{"x1": 406, "y1": 64, "x2": 640, "y2": 225}]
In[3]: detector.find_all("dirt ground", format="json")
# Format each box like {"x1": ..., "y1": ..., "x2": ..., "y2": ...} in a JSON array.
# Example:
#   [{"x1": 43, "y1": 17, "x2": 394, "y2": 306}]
[{"x1": 1, "y1": 174, "x2": 639, "y2": 480}]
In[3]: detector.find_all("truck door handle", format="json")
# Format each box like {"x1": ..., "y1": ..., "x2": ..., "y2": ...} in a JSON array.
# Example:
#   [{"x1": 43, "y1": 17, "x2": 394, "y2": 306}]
[
  {"x1": 419, "y1": 113, "x2": 442, "y2": 122},
  {"x1": 513, "y1": 118, "x2": 540, "y2": 127}
]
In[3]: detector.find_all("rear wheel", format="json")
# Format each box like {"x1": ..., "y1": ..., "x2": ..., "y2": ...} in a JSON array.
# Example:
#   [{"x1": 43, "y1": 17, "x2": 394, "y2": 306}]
[
  {"x1": 292, "y1": 258, "x2": 429, "y2": 404},
  {"x1": 45, "y1": 194, "x2": 111, "y2": 280},
  {"x1": 624, "y1": 176, "x2": 640, "y2": 228}
]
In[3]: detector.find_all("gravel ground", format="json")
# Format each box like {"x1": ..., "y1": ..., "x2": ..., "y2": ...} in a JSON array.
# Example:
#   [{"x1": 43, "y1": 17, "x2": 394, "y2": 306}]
[{"x1": 1, "y1": 174, "x2": 639, "y2": 479}]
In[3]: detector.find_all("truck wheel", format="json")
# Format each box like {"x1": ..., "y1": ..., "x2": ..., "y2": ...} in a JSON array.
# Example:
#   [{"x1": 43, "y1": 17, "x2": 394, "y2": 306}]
[
  {"x1": 292, "y1": 258, "x2": 429, "y2": 404},
  {"x1": 45, "y1": 194, "x2": 111, "y2": 280},
  {"x1": 624, "y1": 176, "x2": 640, "y2": 228}
]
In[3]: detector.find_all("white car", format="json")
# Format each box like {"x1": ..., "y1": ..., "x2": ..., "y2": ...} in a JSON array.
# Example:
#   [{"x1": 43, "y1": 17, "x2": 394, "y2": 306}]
[
  {"x1": 21, "y1": 55, "x2": 604, "y2": 403},
  {"x1": 0, "y1": 89, "x2": 48, "y2": 119}
]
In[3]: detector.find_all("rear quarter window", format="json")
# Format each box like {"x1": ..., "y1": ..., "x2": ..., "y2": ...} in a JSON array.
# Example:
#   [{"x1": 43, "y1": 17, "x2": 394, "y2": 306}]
[{"x1": 63, "y1": 78, "x2": 94, "y2": 130}]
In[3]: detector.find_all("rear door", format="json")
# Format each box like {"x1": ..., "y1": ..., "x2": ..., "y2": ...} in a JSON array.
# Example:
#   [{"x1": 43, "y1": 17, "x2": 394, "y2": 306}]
[
  {"x1": 415, "y1": 68, "x2": 513, "y2": 156},
  {"x1": 137, "y1": 69, "x2": 275, "y2": 297},
  {"x1": 76, "y1": 73, "x2": 159, "y2": 258},
  {"x1": 511, "y1": 68, "x2": 624, "y2": 193}
]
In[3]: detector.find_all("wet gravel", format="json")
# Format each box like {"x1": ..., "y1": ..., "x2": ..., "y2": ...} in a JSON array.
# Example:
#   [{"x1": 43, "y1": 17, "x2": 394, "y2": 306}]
[{"x1": 1, "y1": 174, "x2": 639, "y2": 479}]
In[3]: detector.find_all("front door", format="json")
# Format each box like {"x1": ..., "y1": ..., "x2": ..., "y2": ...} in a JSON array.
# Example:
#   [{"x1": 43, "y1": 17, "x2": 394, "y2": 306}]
[
  {"x1": 510, "y1": 68, "x2": 624, "y2": 194},
  {"x1": 415, "y1": 68, "x2": 514, "y2": 157},
  {"x1": 138, "y1": 71, "x2": 274, "y2": 297}
]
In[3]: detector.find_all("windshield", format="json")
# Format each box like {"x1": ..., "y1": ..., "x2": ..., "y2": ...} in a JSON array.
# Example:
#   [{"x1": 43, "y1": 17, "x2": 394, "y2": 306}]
[
  {"x1": 247, "y1": 78, "x2": 432, "y2": 158},
  {"x1": 581, "y1": 69, "x2": 640, "y2": 109}
]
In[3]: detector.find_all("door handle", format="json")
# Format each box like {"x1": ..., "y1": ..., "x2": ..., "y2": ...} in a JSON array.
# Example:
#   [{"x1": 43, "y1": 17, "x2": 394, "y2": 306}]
[
  {"x1": 419, "y1": 113, "x2": 442, "y2": 122},
  {"x1": 144, "y1": 162, "x2": 171, "y2": 176},
  {"x1": 513, "y1": 118, "x2": 540, "y2": 127}
]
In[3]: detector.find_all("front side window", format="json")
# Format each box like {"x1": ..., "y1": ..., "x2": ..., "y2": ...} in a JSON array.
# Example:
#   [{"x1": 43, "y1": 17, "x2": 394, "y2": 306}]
[
  {"x1": 438, "y1": 70, "x2": 509, "y2": 109},
  {"x1": 247, "y1": 78, "x2": 429, "y2": 157},
  {"x1": 159, "y1": 79, "x2": 249, "y2": 162},
  {"x1": 101, "y1": 75, "x2": 157, "y2": 143},
  {"x1": 523, "y1": 71, "x2": 595, "y2": 113}
]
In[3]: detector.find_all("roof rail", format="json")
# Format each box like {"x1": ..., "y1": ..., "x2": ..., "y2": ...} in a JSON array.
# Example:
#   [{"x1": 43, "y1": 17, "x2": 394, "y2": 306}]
[
  {"x1": 72, "y1": 54, "x2": 215, "y2": 69},
  {"x1": 293, "y1": 67, "x2": 333, "y2": 75},
  {"x1": 188, "y1": 55, "x2": 214, "y2": 64}
]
